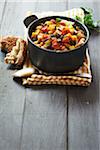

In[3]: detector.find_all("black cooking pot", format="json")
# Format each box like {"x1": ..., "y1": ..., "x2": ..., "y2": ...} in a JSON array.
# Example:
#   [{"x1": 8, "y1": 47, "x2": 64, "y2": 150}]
[{"x1": 24, "y1": 15, "x2": 89, "y2": 73}]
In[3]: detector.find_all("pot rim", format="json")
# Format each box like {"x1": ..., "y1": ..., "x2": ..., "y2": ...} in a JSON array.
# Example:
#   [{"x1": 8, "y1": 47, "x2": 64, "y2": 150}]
[{"x1": 27, "y1": 16, "x2": 89, "y2": 53}]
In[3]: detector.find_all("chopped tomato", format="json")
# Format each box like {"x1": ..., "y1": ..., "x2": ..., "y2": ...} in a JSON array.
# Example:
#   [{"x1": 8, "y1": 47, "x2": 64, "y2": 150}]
[
  {"x1": 60, "y1": 20, "x2": 67, "y2": 26},
  {"x1": 61, "y1": 45, "x2": 66, "y2": 50},
  {"x1": 62, "y1": 36, "x2": 70, "y2": 43},
  {"x1": 50, "y1": 19, "x2": 56, "y2": 24},
  {"x1": 52, "y1": 41, "x2": 60, "y2": 49},
  {"x1": 62, "y1": 29, "x2": 67, "y2": 35},
  {"x1": 41, "y1": 26, "x2": 48, "y2": 32},
  {"x1": 52, "y1": 38, "x2": 57, "y2": 43},
  {"x1": 43, "y1": 34, "x2": 49, "y2": 39}
]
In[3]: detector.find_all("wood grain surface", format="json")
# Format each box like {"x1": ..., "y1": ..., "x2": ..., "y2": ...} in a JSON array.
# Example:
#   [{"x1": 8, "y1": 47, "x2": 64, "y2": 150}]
[
  {"x1": 0, "y1": 1, "x2": 100, "y2": 150},
  {"x1": 68, "y1": 2, "x2": 100, "y2": 150}
]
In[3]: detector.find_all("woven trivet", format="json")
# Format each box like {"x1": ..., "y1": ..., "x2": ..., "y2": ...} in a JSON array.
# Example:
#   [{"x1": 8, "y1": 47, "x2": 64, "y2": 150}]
[{"x1": 13, "y1": 47, "x2": 92, "y2": 86}]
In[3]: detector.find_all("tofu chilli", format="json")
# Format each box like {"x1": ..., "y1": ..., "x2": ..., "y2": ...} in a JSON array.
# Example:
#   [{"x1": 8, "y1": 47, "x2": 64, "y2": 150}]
[
  {"x1": 31, "y1": 18, "x2": 86, "y2": 52},
  {"x1": 24, "y1": 16, "x2": 89, "y2": 73}
]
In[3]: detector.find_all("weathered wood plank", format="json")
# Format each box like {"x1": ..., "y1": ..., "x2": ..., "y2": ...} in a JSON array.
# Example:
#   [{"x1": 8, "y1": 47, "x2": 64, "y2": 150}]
[
  {"x1": 0, "y1": 114, "x2": 22, "y2": 150},
  {"x1": 0, "y1": 1, "x2": 6, "y2": 27},
  {"x1": 20, "y1": 1, "x2": 68, "y2": 150},
  {"x1": 21, "y1": 87, "x2": 67, "y2": 150},
  {"x1": 68, "y1": 1, "x2": 100, "y2": 150},
  {"x1": 0, "y1": 2, "x2": 27, "y2": 112},
  {"x1": 1, "y1": 1, "x2": 99, "y2": 150},
  {"x1": 0, "y1": 2, "x2": 26, "y2": 150}
]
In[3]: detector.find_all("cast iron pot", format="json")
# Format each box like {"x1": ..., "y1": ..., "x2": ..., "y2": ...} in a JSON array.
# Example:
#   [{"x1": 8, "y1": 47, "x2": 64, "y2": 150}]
[{"x1": 24, "y1": 15, "x2": 89, "y2": 73}]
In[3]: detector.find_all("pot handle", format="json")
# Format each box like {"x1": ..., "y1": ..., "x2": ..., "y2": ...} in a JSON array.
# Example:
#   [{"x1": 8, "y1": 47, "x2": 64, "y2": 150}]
[{"x1": 23, "y1": 15, "x2": 38, "y2": 28}]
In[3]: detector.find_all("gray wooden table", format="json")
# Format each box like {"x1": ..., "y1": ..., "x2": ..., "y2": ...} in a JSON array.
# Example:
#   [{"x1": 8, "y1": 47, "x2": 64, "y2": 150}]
[{"x1": 0, "y1": 0, "x2": 100, "y2": 150}]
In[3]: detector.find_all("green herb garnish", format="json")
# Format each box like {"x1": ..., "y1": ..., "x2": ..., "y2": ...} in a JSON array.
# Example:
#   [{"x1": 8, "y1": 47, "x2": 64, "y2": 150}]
[
  {"x1": 81, "y1": 7, "x2": 100, "y2": 32},
  {"x1": 76, "y1": 15, "x2": 82, "y2": 22},
  {"x1": 56, "y1": 18, "x2": 62, "y2": 22}
]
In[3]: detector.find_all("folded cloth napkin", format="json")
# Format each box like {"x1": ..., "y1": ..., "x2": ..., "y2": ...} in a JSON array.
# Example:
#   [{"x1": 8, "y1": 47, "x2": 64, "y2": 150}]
[
  {"x1": 13, "y1": 8, "x2": 92, "y2": 86},
  {"x1": 31, "y1": 8, "x2": 85, "y2": 22}
]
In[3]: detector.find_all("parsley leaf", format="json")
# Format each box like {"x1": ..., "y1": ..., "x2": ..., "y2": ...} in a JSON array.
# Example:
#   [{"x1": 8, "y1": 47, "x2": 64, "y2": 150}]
[
  {"x1": 76, "y1": 15, "x2": 82, "y2": 22},
  {"x1": 81, "y1": 7, "x2": 100, "y2": 32},
  {"x1": 75, "y1": 7, "x2": 100, "y2": 32}
]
